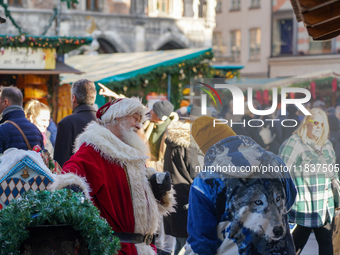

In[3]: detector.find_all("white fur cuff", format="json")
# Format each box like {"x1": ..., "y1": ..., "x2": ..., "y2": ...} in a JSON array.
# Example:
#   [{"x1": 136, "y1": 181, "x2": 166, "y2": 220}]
[
  {"x1": 48, "y1": 173, "x2": 91, "y2": 200},
  {"x1": 158, "y1": 187, "x2": 176, "y2": 216}
]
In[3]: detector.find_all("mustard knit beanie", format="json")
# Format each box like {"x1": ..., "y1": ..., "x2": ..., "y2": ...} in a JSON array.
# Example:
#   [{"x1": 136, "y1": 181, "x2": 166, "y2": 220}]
[{"x1": 191, "y1": 116, "x2": 236, "y2": 154}]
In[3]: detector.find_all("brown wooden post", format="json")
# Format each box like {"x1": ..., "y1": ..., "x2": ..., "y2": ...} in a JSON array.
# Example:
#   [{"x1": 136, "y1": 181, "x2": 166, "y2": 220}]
[{"x1": 53, "y1": 75, "x2": 59, "y2": 123}]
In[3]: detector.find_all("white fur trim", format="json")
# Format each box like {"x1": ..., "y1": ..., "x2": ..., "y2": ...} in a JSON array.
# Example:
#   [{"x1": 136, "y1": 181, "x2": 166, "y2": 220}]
[
  {"x1": 48, "y1": 173, "x2": 91, "y2": 200},
  {"x1": 74, "y1": 125, "x2": 164, "y2": 251},
  {"x1": 74, "y1": 121, "x2": 148, "y2": 164},
  {"x1": 135, "y1": 243, "x2": 157, "y2": 255},
  {"x1": 158, "y1": 188, "x2": 176, "y2": 216},
  {"x1": 0, "y1": 148, "x2": 54, "y2": 181},
  {"x1": 166, "y1": 120, "x2": 191, "y2": 148},
  {"x1": 100, "y1": 97, "x2": 149, "y2": 125}
]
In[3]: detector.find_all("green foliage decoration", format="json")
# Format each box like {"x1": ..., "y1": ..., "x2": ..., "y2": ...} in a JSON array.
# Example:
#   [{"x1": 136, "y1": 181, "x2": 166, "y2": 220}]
[
  {"x1": 0, "y1": 35, "x2": 92, "y2": 54},
  {"x1": 0, "y1": 189, "x2": 121, "y2": 255}
]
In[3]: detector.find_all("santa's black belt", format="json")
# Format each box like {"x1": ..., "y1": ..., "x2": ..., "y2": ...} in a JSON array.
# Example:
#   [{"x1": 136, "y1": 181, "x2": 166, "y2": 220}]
[{"x1": 113, "y1": 232, "x2": 153, "y2": 245}]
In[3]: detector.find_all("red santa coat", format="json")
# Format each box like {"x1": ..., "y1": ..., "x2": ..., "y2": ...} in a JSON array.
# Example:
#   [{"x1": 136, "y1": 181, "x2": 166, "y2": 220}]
[{"x1": 51, "y1": 121, "x2": 175, "y2": 255}]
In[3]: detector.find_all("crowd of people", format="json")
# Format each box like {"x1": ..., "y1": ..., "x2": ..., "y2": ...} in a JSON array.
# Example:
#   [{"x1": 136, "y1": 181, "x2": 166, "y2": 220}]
[{"x1": 0, "y1": 79, "x2": 339, "y2": 255}]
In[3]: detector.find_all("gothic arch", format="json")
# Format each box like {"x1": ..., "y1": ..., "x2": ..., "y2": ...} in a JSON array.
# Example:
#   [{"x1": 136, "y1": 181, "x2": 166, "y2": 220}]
[
  {"x1": 94, "y1": 31, "x2": 131, "y2": 53},
  {"x1": 150, "y1": 32, "x2": 189, "y2": 51}
]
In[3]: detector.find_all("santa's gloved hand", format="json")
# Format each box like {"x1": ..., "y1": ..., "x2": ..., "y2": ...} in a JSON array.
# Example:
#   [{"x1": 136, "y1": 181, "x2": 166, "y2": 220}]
[
  {"x1": 149, "y1": 172, "x2": 171, "y2": 201},
  {"x1": 64, "y1": 184, "x2": 84, "y2": 193}
]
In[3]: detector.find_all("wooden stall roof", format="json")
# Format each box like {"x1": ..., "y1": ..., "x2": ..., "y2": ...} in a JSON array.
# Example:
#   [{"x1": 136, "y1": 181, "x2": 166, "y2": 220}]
[
  {"x1": 0, "y1": 61, "x2": 82, "y2": 75},
  {"x1": 291, "y1": 0, "x2": 340, "y2": 40}
]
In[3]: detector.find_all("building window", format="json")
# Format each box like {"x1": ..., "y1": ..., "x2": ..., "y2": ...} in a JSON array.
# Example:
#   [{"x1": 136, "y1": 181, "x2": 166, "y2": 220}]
[
  {"x1": 8, "y1": 0, "x2": 21, "y2": 6},
  {"x1": 86, "y1": 0, "x2": 99, "y2": 11},
  {"x1": 272, "y1": 18, "x2": 293, "y2": 56},
  {"x1": 250, "y1": 0, "x2": 260, "y2": 8},
  {"x1": 230, "y1": 0, "x2": 240, "y2": 11},
  {"x1": 216, "y1": 0, "x2": 222, "y2": 13},
  {"x1": 157, "y1": 0, "x2": 170, "y2": 14},
  {"x1": 249, "y1": 28, "x2": 261, "y2": 60},
  {"x1": 309, "y1": 38, "x2": 332, "y2": 54},
  {"x1": 230, "y1": 30, "x2": 241, "y2": 62},
  {"x1": 213, "y1": 32, "x2": 227, "y2": 61}
]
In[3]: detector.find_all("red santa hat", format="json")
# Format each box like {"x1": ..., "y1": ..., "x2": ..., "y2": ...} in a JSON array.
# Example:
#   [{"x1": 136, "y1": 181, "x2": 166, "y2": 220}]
[{"x1": 96, "y1": 97, "x2": 148, "y2": 124}]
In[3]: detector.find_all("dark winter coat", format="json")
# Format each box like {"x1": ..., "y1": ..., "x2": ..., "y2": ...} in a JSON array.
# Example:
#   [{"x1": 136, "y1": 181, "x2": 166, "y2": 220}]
[
  {"x1": 0, "y1": 109, "x2": 43, "y2": 153},
  {"x1": 163, "y1": 120, "x2": 193, "y2": 238},
  {"x1": 328, "y1": 114, "x2": 340, "y2": 167},
  {"x1": 54, "y1": 104, "x2": 97, "y2": 167}
]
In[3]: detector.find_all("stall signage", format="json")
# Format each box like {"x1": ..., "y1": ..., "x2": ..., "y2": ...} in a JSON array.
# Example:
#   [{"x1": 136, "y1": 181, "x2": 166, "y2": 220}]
[{"x1": 0, "y1": 47, "x2": 56, "y2": 70}]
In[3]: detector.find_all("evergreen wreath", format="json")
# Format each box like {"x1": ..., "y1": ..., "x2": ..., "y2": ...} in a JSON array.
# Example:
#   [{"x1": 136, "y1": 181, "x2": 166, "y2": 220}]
[{"x1": 0, "y1": 189, "x2": 121, "y2": 255}]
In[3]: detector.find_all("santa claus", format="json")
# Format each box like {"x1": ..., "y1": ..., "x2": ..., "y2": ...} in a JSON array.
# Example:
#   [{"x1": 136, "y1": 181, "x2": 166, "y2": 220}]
[{"x1": 50, "y1": 98, "x2": 176, "y2": 254}]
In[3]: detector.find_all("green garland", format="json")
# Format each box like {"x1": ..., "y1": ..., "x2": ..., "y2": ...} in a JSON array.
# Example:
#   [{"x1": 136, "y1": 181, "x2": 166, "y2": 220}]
[
  {"x1": 0, "y1": 190, "x2": 121, "y2": 255},
  {"x1": 0, "y1": 35, "x2": 92, "y2": 54},
  {"x1": 0, "y1": 0, "x2": 23, "y2": 34},
  {"x1": 0, "y1": 0, "x2": 78, "y2": 35}
]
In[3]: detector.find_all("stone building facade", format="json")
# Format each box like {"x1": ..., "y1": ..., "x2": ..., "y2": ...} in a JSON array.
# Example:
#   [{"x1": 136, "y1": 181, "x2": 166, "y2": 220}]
[{"x1": 0, "y1": 0, "x2": 217, "y2": 53}]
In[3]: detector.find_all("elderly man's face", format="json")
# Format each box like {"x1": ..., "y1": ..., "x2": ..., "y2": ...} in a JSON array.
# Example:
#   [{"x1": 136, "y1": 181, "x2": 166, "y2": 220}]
[
  {"x1": 110, "y1": 112, "x2": 147, "y2": 152},
  {"x1": 112, "y1": 112, "x2": 142, "y2": 139},
  {"x1": 119, "y1": 112, "x2": 142, "y2": 132}
]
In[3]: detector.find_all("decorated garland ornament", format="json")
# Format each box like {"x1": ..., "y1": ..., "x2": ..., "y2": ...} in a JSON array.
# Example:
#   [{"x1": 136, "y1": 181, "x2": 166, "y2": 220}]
[
  {"x1": 0, "y1": 34, "x2": 92, "y2": 54},
  {"x1": 0, "y1": 189, "x2": 121, "y2": 255}
]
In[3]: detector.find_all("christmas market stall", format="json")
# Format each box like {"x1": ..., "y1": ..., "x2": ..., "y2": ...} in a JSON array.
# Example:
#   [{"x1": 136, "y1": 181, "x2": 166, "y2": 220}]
[
  {"x1": 61, "y1": 48, "x2": 220, "y2": 109},
  {"x1": 264, "y1": 69, "x2": 340, "y2": 106},
  {"x1": 0, "y1": 35, "x2": 92, "y2": 122}
]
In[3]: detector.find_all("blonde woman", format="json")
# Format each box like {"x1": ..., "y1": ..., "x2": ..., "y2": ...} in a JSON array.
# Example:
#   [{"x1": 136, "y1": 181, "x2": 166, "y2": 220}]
[
  {"x1": 279, "y1": 108, "x2": 339, "y2": 255},
  {"x1": 24, "y1": 100, "x2": 54, "y2": 156}
]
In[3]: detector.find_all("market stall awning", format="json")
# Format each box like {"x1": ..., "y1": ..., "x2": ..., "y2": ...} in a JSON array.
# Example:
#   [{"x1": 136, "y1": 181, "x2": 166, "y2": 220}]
[
  {"x1": 61, "y1": 48, "x2": 212, "y2": 84},
  {"x1": 291, "y1": 0, "x2": 340, "y2": 40},
  {"x1": 0, "y1": 61, "x2": 82, "y2": 74},
  {"x1": 211, "y1": 65, "x2": 244, "y2": 70},
  {"x1": 264, "y1": 69, "x2": 340, "y2": 89}
]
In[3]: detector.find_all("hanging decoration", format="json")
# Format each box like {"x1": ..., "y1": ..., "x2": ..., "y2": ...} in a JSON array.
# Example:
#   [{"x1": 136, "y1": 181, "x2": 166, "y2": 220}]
[
  {"x1": 310, "y1": 81, "x2": 316, "y2": 99},
  {"x1": 263, "y1": 89, "x2": 269, "y2": 105},
  {"x1": 0, "y1": 35, "x2": 92, "y2": 54},
  {"x1": 332, "y1": 78, "x2": 337, "y2": 92},
  {"x1": 255, "y1": 91, "x2": 263, "y2": 105}
]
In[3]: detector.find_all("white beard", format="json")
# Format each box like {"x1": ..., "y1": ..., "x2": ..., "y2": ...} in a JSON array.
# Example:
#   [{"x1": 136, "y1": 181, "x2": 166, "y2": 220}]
[{"x1": 119, "y1": 121, "x2": 148, "y2": 154}]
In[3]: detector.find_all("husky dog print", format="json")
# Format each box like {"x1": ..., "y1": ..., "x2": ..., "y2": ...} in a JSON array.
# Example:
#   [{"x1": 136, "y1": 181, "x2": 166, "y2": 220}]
[
  {"x1": 185, "y1": 136, "x2": 296, "y2": 255},
  {"x1": 228, "y1": 178, "x2": 289, "y2": 254}
]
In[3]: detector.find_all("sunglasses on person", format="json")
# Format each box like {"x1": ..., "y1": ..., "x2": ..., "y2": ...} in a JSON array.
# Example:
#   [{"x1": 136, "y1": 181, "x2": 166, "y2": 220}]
[{"x1": 308, "y1": 119, "x2": 324, "y2": 127}]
